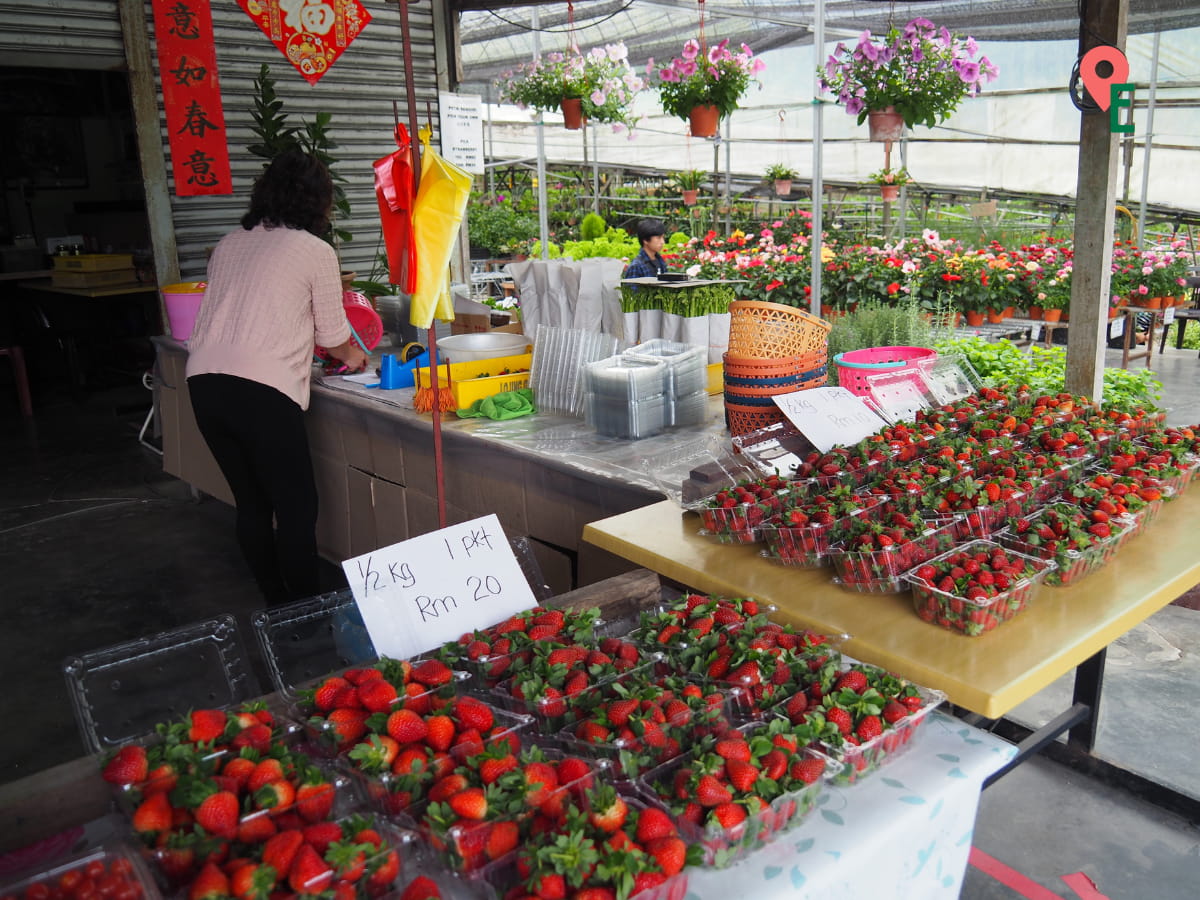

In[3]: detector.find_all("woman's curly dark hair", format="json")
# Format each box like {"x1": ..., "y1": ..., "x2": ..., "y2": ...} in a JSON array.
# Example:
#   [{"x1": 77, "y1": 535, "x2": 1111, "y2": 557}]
[{"x1": 241, "y1": 148, "x2": 333, "y2": 237}]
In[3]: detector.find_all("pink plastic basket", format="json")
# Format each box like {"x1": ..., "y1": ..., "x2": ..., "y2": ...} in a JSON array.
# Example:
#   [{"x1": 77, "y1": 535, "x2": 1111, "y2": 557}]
[
  {"x1": 834, "y1": 345, "x2": 937, "y2": 397},
  {"x1": 316, "y1": 290, "x2": 384, "y2": 360}
]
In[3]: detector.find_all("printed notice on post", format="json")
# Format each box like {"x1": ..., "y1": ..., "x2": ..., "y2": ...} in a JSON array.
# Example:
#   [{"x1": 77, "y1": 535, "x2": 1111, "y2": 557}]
[
  {"x1": 773, "y1": 387, "x2": 889, "y2": 452},
  {"x1": 438, "y1": 92, "x2": 484, "y2": 174},
  {"x1": 343, "y1": 514, "x2": 537, "y2": 659}
]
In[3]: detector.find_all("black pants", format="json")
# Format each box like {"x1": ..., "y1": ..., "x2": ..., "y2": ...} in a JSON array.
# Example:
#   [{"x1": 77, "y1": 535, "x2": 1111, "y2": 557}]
[{"x1": 188, "y1": 373, "x2": 319, "y2": 605}]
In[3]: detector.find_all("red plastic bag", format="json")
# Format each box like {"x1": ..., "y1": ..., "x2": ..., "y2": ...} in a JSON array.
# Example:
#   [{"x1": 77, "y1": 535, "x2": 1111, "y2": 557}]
[{"x1": 374, "y1": 124, "x2": 417, "y2": 294}]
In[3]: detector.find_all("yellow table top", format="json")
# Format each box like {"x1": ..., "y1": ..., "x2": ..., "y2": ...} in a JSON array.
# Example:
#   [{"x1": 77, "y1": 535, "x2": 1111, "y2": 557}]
[{"x1": 583, "y1": 490, "x2": 1200, "y2": 719}]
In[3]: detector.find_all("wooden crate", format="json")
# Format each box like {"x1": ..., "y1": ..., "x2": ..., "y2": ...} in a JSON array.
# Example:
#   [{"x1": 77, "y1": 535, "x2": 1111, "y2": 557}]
[
  {"x1": 51, "y1": 253, "x2": 134, "y2": 272},
  {"x1": 51, "y1": 268, "x2": 138, "y2": 289}
]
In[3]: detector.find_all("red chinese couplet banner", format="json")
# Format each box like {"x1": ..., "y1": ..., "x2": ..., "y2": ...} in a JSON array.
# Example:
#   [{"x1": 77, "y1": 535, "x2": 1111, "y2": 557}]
[
  {"x1": 236, "y1": 0, "x2": 373, "y2": 86},
  {"x1": 151, "y1": 0, "x2": 232, "y2": 196}
]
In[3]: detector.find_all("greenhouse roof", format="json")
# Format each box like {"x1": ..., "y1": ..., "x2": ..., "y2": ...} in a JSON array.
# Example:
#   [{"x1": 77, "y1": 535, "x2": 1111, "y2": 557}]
[{"x1": 455, "y1": 0, "x2": 1200, "y2": 90}]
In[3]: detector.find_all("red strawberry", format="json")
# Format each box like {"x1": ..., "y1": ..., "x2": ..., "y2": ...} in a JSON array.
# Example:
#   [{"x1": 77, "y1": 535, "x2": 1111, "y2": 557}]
[
  {"x1": 428, "y1": 773, "x2": 469, "y2": 803},
  {"x1": 530, "y1": 873, "x2": 566, "y2": 900},
  {"x1": 254, "y1": 779, "x2": 295, "y2": 812},
  {"x1": 791, "y1": 756, "x2": 827, "y2": 784},
  {"x1": 288, "y1": 844, "x2": 334, "y2": 895},
  {"x1": 367, "y1": 849, "x2": 401, "y2": 891},
  {"x1": 220, "y1": 756, "x2": 256, "y2": 791},
  {"x1": 587, "y1": 787, "x2": 628, "y2": 833},
  {"x1": 188, "y1": 709, "x2": 228, "y2": 744},
  {"x1": 247, "y1": 758, "x2": 285, "y2": 792},
  {"x1": 230, "y1": 862, "x2": 274, "y2": 900},
  {"x1": 480, "y1": 754, "x2": 518, "y2": 785},
  {"x1": 696, "y1": 774, "x2": 733, "y2": 807},
  {"x1": 882, "y1": 699, "x2": 909, "y2": 725},
  {"x1": 645, "y1": 836, "x2": 687, "y2": 877},
  {"x1": 387, "y1": 709, "x2": 429, "y2": 744},
  {"x1": 399, "y1": 876, "x2": 443, "y2": 900},
  {"x1": 632, "y1": 872, "x2": 667, "y2": 895},
  {"x1": 425, "y1": 715, "x2": 456, "y2": 753},
  {"x1": 326, "y1": 708, "x2": 370, "y2": 746},
  {"x1": 856, "y1": 715, "x2": 883, "y2": 742},
  {"x1": 725, "y1": 759, "x2": 759, "y2": 793},
  {"x1": 486, "y1": 820, "x2": 519, "y2": 860},
  {"x1": 295, "y1": 781, "x2": 335, "y2": 823},
  {"x1": 261, "y1": 830, "x2": 305, "y2": 883},
  {"x1": 188, "y1": 862, "x2": 230, "y2": 900},
  {"x1": 833, "y1": 670, "x2": 869, "y2": 693},
  {"x1": 237, "y1": 811, "x2": 278, "y2": 844},
  {"x1": 302, "y1": 821, "x2": 344, "y2": 855},
  {"x1": 357, "y1": 678, "x2": 399, "y2": 713},
  {"x1": 231, "y1": 724, "x2": 272, "y2": 754},
  {"x1": 196, "y1": 790, "x2": 239, "y2": 839},
  {"x1": 714, "y1": 738, "x2": 751, "y2": 762},
  {"x1": 761, "y1": 748, "x2": 788, "y2": 780},
  {"x1": 635, "y1": 806, "x2": 677, "y2": 843},
  {"x1": 314, "y1": 677, "x2": 353, "y2": 710},
  {"x1": 454, "y1": 697, "x2": 495, "y2": 732},
  {"x1": 131, "y1": 791, "x2": 172, "y2": 835},
  {"x1": 605, "y1": 699, "x2": 639, "y2": 727},
  {"x1": 712, "y1": 802, "x2": 747, "y2": 829},
  {"x1": 102, "y1": 745, "x2": 149, "y2": 786},
  {"x1": 449, "y1": 787, "x2": 488, "y2": 820},
  {"x1": 555, "y1": 756, "x2": 593, "y2": 790},
  {"x1": 826, "y1": 707, "x2": 853, "y2": 735},
  {"x1": 412, "y1": 658, "x2": 454, "y2": 687}
]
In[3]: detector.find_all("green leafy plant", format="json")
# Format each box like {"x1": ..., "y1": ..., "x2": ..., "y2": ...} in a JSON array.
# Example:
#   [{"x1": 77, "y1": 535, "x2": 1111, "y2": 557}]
[
  {"x1": 819, "y1": 18, "x2": 998, "y2": 129},
  {"x1": 765, "y1": 164, "x2": 798, "y2": 182},
  {"x1": 499, "y1": 42, "x2": 644, "y2": 128},
  {"x1": 468, "y1": 199, "x2": 539, "y2": 257},
  {"x1": 579, "y1": 212, "x2": 607, "y2": 241},
  {"x1": 868, "y1": 167, "x2": 912, "y2": 186},
  {"x1": 827, "y1": 298, "x2": 950, "y2": 384},
  {"x1": 653, "y1": 38, "x2": 765, "y2": 120},
  {"x1": 673, "y1": 170, "x2": 707, "y2": 191}
]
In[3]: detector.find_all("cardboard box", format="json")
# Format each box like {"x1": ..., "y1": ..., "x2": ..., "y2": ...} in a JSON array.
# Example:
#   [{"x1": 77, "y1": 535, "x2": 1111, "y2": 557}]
[
  {"x1": 451, "y1": 293, "x2": 493, "y2": 335},
  {"x1": 52, "y1": 253, "x2": 134, "y2": 272},
  {"x1": 51, "y1": 268, "x2": 138, "y2": 289}
]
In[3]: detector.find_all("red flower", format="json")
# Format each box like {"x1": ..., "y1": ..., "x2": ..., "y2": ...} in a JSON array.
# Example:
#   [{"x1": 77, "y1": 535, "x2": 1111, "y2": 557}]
[
  {"x1": 765, "y1": 279, "x2": 785, "y2": 291},
  {"x1": 942, "y1": 273, "x2": 963, "y2": 282},
  {"x1": 887, "y1": 282, "x2": 901, "y2": 295}
]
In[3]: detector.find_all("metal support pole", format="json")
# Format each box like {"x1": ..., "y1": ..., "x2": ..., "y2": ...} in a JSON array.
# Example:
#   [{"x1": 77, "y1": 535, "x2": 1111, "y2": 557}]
[
  {"x1": 532, "y1": 9, "x2": 550, "y2": 258},
  {"x1": 810, "y1": 0, "x2": 825, "y2": 315},
  {"x1": 1137, "y1": 31, "x2": 1161, "y2": 248}
]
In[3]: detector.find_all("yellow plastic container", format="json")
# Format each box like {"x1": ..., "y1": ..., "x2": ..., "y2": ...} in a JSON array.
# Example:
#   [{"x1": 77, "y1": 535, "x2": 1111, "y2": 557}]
[
  {"x1": 707, "y1": 362, "x2": 724, "y2": 395},
  {"x1": 415, "y1": 353, "x2": 532, "y2": 410}
]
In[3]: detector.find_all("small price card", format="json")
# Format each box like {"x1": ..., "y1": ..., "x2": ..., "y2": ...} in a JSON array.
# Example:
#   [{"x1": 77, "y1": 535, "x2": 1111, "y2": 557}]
[
  {"x1": 1110, "y1": 315, "x2": 1125, "y2": 338},
  {"x1": 342, "y1": 514, "x2": 538, "y2": 660},
  {"x1": 1163, "y1": 306, "x2": 1176, "y2": 325},
  {"x1": 1029, "y1": 323, "x2": 1043, "y2": 342},
  {"x1": 773, "y1": 387, "x2": 889, "y2": 452}
]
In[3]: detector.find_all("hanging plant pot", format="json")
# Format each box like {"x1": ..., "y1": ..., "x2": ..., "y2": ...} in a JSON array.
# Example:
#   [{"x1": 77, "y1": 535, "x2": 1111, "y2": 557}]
[
  {"x1": 867, "y1": 106, "x2": 904, "y2": 142},
  {"x1": 561, "y1": 97, "x2": 586, "y2": 130},
  {"x1": 689, "y1": 104, "x2": 720, "y2": 138},
  {"x1": 774, "y1": 179, "x2": 792, "y2": 197},
  {"x1": 880, "y1": 184, "x2": 900, "y2": 202},
  {"x1": 682, "y1": 189, "x2": 699, "y2": 207}
]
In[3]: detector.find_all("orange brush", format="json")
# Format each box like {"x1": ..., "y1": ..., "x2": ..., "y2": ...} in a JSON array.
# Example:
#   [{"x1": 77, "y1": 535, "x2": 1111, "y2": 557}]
[{"x1": 413, "y1": 359, "x2": 457, "y2": 413}]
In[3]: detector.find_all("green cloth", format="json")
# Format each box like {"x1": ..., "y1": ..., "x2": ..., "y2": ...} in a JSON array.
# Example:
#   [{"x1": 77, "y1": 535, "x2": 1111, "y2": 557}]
[{"x1": 456, "y1": 388, "x2": 536, "y2": 420}]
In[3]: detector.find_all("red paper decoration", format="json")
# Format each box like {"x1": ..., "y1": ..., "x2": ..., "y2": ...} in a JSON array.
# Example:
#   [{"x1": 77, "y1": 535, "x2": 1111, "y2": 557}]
[
  {"x1": 151, "y1": 0, "x2": 232, "y2": 196},
  {"x1": 236, "y1": 0, "x2": 373, "y2": 85}
]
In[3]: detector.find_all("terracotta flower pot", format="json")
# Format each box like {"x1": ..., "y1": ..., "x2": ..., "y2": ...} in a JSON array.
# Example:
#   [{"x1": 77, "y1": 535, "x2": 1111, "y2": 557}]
[
  {"x1": 681, "y1": 189, "x2": 699, "y2": 207},
  {"x1": 1028, "y1": 305, "x2": 1044, "y2": 320},
  {"x1": 1042, "y1": 308, "x2": 1063, "y2": 322},
  {"x1": 774, "y1": 179, "x2": 792, "y2": 197},
  {"x1": 1108, "y1": 306, "x2": 1120, "y2": 319},
  {"x1": 867, "y1": 106, "x2": 904, "y2": 142},
  {"x1": 880, "y1": 184, "x2": 900, "y2": 202},
  {"x1": 689, "y1": 104, "x2": 720, "y2": 138},
  {"x1": 561, "y1": 97, "x2": 585, "y2": 130},
  {"x1": 986, "y1": 307, "x2": 1006, "y2": 324},
  {"x1": 964, "y1": 310, "x2": 985, "y2": 327}
]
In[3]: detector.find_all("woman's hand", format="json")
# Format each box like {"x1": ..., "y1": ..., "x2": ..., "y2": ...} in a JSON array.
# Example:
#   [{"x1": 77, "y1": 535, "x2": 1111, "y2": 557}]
[{"x1": 326, "y1": 339, "x2": 369, "y2": 374}]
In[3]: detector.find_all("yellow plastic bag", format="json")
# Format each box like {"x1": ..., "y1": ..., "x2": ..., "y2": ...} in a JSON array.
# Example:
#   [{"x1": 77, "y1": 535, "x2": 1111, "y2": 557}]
[{"x1": 409, "y1": 130, "x2": 472, "y2": 328}]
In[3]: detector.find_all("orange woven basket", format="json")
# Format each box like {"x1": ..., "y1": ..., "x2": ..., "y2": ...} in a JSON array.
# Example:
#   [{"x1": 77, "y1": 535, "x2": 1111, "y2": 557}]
[
  {"x1": 723, "y1": 350, "x2": 827, "y2": 378},
  {"x1": 728, "y1": 300, "x2": 831, "y2": 359},
  {"x1": 725, "y1": 401, "x2": 788, "y2": 436}
]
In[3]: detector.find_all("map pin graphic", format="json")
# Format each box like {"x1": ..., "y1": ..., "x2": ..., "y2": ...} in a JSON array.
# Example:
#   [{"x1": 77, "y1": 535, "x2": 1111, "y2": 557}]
[{"x1": 1080, "y1": 45, "x2": 1130, "y2": 111}]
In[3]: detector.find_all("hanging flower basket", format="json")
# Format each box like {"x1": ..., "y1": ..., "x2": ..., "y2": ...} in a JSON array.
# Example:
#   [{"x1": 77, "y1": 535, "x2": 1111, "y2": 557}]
[
  {"x1": 682, "y1": 189, "x2": 699, "y2": 206},
  {"x1": 653, "y1": 38, "x2": 764, "y2": 133},
  {"x1": 819, "y1": 19, "x2": 998, "y2": 131},
  {"x1": 880, "y1": 184, "x2": 900, "y2": 202},
  {"x1": 867, "y1": 106, "x2": 905, "y2": 142},
  {"x1": 688, "y1": 104, "x2": 720, "y2": 137},
  {"x1": 561, "y1": 97, "x2": 585, "y2": 130},
  {"x1": 499, "y1": 42, "x2": 643, "y2": 131},
  {"x1": 775, "y1": 179, "x2": 793, "y2": 197}
]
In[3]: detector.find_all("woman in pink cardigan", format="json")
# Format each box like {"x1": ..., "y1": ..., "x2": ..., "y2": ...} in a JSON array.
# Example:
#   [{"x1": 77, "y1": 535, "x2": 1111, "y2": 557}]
[{"x1": 186, "y1": 149, "x2": 367, "y2": 605}]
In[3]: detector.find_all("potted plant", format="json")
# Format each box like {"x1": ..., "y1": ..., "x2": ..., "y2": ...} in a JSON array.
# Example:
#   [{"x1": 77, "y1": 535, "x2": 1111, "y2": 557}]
[
  {"x1": 765, "y1": 163, "x2": 798, "y2": 197},
  {"x1": 673, "y1": 170, "x2": 707, "y2": 206},
  {"x1": 499, "y1": 42, "x2": 643, "y2": 131},
  {"x1": 818, "y1": 18, "x2": 998, "y2": 141},
  {"x1": 467, "y1": 195, "x2": 539, "y2": 259},
  {"x1": 652, "y1": 38, "x2": 764, "y2": 137},
  {"x1": 1040, "y1": 265, "x2": 1072, "y2": 322},
  {"x1": 867, "y1": 167, "x2": 912, "y2": 202}
]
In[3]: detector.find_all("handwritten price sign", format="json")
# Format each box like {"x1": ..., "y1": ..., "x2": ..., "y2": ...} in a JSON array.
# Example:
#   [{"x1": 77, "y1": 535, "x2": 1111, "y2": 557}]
[
  {"x1": 342, "y1": 514, "x2": 538, "y2": 660},
  {"x1": 773, "y1": 387, "x2": 888, "y2": 452}
]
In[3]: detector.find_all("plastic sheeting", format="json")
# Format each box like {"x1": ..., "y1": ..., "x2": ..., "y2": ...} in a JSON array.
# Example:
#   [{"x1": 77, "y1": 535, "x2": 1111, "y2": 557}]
[{"x1": 505, "y1": 258, "x2": 626, "y2": 337}]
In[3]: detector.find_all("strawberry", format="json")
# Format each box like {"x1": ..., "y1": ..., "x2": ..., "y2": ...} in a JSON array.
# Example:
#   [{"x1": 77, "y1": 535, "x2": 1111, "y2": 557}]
[
  {"x1": 230, "y1": 862, "x2": 274, "y2": 900},
  {"x1": 231, "y1": 724, "x2": 272, "y2": 754},
  {"x1": 254, "y1": 779, "x2": 295, "y2": 812},
  {"x1": 856, "y1": 715, "x2": 883, "y2": 743},
  {"x1": 826, "y1": 707, "x2": 853, "y2": 735},
  {"x1": 386, "y1": 709, "x2": 429, "y2": 744},
  {"x1": 635, "y1": 806, "x2": 677, "y2": 843},
  {"x1": 725, "y1": 759, "x2": 759, "y2": 793},
  {"x1": 712, "y1": 802, "x2": 747, "y2": 829},
  {"x1": 295, "y1": 781, "x2": 336, "y2": 823},
  {"x1": 367, "y1": 849, "x2": 401, "y2": 891},
  {"x1": 480, "y1": 754, "x2": 518, "y2": 785},
  {"x1": 131, "y1": 791, "x2": 172, "y2": 835},
  {"x1": 833, "y1": 670, "x2": 869, "y2": 694},
  {"x1": 188, "y1": 862, "x2": 230, "y2": 900},
  {"x1": 412, "y1": 658, "x2": 454, "y2": 687},
  {"x1": 196, "y1": 790, "x2": 239, "y2": 839},
  {"x1": 261, "y1": 830, "x2": 305, "y2": 883},
  {"x1": 314, "y1": 677, "x2": 354, "y2": 710},
  {"x1": 575, "y1": 889, "x2": 616, "y2": 900},
  {"x1": 645, "y1": 835, "x2": 687, "y2": 877},
  {"x1": 554, "y1": 756, "x2": 593, "y2": 790},
  {"x1": 486, "y1": 820, "x2": 520, "y2": 860},
  {"x1": 237, "y1": 812, "x2": 278, "y2": 844},
  {"x1": 247, "y1": 758, "x2": 285, "y2": 792},
  {"x1": 530, "y1": 873, "x2": 566, "y2": 900},
  {"x1": 326, "y1": 708, "x2": 370, "y2": 746},
  {"x1": 302, "y1": 821, "x2": 344, "y2": 855},
  {"x1": 882, "y1": 699, "x2": 910, "y2": 725},
  {"x1": 399, "y1": 876, "x2": 443, "y2": 900},
  {"x1": 449, "y1": 787, "x2": 488, "y2": 820},
  {"x1": 356, "y1": 678, "x2": 399, "y2": 713},
  {"x1": 791, "y1": 756, "x2": 827, "y2": 784},
  {"x1": 288, "y1": 844, "x2": 334, "y2": 895},
  {"x1": 714, "y1": 738, "x2": 751, "y2": 762},
  {"x1": 425, "y1": 715, "x2": 456, "y2": 753},
  {"x1": 696, "y1": 774, "x2": 732, "y2": 807},
  {"x1": 428, "y1": 773, "x2": 468, "y2": 803},
  {"x1": 101, "y1": 745, "x2": 148, "y2": 786},
  {"x1": 604, "y1": 698, "x2": 639, "y2": 727},
  {"x1": 188, "y1": 709, "x2": 228, "y2": 744},
  {"x1": 453, "y1": 697, "x2": 495, "y2": 733},
  {"x1": 587, "y1": 785, "x2": 628, "y2": 833}
]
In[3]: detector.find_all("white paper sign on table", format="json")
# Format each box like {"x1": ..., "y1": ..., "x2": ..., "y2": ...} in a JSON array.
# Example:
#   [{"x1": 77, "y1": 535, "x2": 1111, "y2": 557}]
[
  {"x1": 342, "y1": 514, "x2": 537, "y2": 660},
  {"x1": 773, "y1": 387, "x2": 890, "y2": 453},
  {"x1": 1163, "y1": 306, "x2": 1176, "y2": 325},
  {"x1": 1110, "y1": 315, "x2": 1125, "y2": 338}
]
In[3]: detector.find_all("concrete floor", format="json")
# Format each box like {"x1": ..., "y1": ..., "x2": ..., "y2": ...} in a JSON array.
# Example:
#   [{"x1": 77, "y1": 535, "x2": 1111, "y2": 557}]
[{"x1": 0, "y1": 347, "x2": 1198, "y2": 894}]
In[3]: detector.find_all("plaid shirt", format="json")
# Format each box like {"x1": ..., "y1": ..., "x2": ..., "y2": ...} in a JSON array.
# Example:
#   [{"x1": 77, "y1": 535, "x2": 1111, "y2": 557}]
[{"x1": 623, "y1": 248, "x2": 668, "y2": 280}]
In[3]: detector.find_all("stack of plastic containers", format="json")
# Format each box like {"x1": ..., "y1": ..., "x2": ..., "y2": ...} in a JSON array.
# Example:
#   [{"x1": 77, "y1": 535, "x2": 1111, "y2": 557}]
[
  {"x1": 583, "y1": 339, "x2": 712, "y2": 439},
  {"x1": 528, "y1": 323, "x2": 621, "y2": 416}
]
